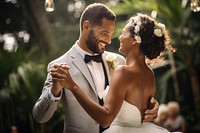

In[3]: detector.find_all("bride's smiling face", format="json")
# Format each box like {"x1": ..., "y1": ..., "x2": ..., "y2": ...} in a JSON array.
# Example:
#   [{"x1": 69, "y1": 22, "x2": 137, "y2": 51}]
[{"x1": 118, "y1": 22, "x2": 134, "y2": 55}]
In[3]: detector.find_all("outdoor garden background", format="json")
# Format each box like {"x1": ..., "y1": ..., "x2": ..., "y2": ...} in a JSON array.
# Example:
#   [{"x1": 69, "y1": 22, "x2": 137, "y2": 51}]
[{"x1": 0, "y1": 0, "x2": 200, "y2": 133}]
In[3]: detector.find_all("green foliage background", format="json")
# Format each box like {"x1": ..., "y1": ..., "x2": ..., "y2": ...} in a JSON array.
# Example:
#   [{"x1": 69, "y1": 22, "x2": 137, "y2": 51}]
[{"x1": 0, "y1": 0, "x2": 200, "y2": 132}]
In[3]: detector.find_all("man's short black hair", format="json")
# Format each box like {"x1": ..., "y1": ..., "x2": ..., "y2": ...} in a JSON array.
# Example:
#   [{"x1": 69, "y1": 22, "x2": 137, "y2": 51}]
[{"x1": 80, "y1": 3, "x2": 116, "y2": 31}]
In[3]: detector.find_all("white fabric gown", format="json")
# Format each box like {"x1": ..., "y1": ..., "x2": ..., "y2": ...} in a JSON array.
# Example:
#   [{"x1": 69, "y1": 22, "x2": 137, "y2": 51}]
[{"x1": 102, "y1": 87, "x2": 169, "y2": 133}]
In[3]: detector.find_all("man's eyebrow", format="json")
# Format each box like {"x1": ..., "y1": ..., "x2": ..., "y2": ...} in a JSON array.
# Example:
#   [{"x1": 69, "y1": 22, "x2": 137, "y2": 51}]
[
  {"x1": 99, "y1": 29, "x2": 109, "y2": 33},
  {"x1": 100, "y1": 30, "x2": 113, "y2": 35}
]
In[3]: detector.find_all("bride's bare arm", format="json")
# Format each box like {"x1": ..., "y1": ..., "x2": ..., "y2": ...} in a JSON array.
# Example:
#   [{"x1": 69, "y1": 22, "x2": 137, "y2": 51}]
[{"x1": 50, "y1": 64, "x2": 127, "y2": 128}]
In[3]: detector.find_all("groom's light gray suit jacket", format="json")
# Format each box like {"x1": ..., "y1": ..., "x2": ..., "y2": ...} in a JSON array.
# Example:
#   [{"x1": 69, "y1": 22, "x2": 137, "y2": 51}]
[{"x1": 33, "y1": 45, "x2": 125, "y2": 133}]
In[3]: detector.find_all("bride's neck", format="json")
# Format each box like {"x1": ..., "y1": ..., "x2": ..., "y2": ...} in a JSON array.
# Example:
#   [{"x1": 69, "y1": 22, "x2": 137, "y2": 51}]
[{"x1": 126, "y1": 52, "x2": 145, "y2": 66}]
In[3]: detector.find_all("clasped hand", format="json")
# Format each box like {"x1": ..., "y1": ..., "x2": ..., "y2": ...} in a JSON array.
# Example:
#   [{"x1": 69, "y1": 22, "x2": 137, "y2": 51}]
[{"x1": 49, "y1": 63, "x2": 77, "y2": 91}]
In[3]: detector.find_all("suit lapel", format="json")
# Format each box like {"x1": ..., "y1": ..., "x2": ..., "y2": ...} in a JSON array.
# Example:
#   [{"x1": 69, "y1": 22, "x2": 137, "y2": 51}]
[
  {"x1": 102, "y1": 53, "x2": 111, "y2": 83},
  {"x1": 70, "y1": 46, "x2": 96, "y2": 92}
]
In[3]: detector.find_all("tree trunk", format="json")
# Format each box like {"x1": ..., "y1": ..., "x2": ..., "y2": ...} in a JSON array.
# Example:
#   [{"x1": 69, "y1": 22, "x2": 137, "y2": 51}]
[
  {"x1": 189, "y1": 65, "x2": 200, "y2": 114},
  {"x1": 19, "y1": 0, "x2": 56, "y2": 56},
  {"x1": 168, "y1": 50, "x2": 180, "y2": 101}
]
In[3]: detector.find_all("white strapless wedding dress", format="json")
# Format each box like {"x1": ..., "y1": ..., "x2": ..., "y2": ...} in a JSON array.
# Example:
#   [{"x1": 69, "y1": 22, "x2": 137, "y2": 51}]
[{"x1": 102, "y1": 87, "x2": 169, "y2": 133}]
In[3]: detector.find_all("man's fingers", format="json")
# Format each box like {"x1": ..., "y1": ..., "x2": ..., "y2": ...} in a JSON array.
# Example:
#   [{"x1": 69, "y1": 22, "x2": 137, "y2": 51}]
[
  {"x1": 146, "y1": 97, "x2": 159, "y2": 114},
  {"x1": 60, "y1": 64, "x2": 70, "y2": 69},
  {"x1": 51, "y1": 63, "x2": 62, "y2": 68},
  {"x1": 144, "y1": 108, "x2": 158, "y2": 118},
  {"x1": 49, "y1": 64, "x2": 70, "y2": 75},
  {"x1": 142, "y1": 116, "x2": 153, "y2": 122},
  {"x1": 145, "y1": 109, "x2": 154, "y2": 114},
  {"x1": 51, "y1": 63, "x2": 68, "y2": 69},
  {"x1": 144, "y1": 109, "x2": 157, "y2": 120},
  {"x1": 142, "y1": 113, "x2": 156, "y2": 122},
  {"x1": 58, "y1": 66, "x2": 70, "y2": 74},
  {"x1": 50, "y1": 71, "x2": 61, "y2": 78}
]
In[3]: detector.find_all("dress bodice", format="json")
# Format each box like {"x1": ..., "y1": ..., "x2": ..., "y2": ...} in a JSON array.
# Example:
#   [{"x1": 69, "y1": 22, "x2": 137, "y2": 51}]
[
  {"x1": 102, "y1": 86, "x2": 142, "y2": 127},
  {"x1": 102, "y1": 87, "x2": 169, "y2": 133},
  {"x1": 112, "y1": 101, "x2": 142, "y2": 127}
]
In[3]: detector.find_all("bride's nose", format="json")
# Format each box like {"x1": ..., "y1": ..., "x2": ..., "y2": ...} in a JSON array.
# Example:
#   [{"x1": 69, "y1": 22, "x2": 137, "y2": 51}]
[{"x1": 118, "y1": 35, "x2": 122, "y2": 40}]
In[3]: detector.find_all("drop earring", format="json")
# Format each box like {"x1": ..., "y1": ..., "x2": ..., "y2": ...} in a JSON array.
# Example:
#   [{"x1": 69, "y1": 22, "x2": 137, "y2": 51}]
[{"x1": 132, "y1": 39, "x2": 136, "y2": 46}]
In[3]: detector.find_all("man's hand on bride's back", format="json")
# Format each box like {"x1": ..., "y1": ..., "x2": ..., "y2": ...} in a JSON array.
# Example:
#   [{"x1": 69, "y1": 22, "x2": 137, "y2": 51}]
[{"x1": 142, "y1": 97, "x2": 159, "y2": 122}]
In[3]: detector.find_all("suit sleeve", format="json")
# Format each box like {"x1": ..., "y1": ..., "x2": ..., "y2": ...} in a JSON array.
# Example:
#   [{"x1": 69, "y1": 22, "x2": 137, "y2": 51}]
[
  {"x1": 32, "y1": 64, "x2": 62, "y2": 123},
  {"x1": 116, "y1": 53, "x2": 125, "y2": 65}
]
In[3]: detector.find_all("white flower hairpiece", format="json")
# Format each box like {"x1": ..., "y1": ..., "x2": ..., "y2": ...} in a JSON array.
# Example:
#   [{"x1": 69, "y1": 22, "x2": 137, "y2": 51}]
[
  {"x1": 154, "y1": 23, "x2": 165, "y2": 37},
  {"x1": 132, "y1": 17, "x2": 142, "y2": 44},
  {"x1": 135, "y1": 36, "x2": 141, "y2": 43},
  {"x1": 131, "y1": 16, "x2": 166, "y2": 42},
  {"x1": 106, "y1": 53, "x2": 119, "y2": 69}
]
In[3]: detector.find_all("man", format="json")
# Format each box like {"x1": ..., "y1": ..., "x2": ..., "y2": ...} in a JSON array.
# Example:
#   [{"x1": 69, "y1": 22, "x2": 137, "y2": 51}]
[{"x1": 33, "y1": 3, "x2": 158, "y2": 133}]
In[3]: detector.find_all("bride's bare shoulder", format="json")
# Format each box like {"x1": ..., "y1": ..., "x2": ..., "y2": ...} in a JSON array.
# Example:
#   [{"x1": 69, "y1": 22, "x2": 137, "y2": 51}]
[
  {"x1": 114, "y1": 65, "x2": 127, "y2": 73},
  {"x1": 113, "y1": 65, "x2": 137, "y2": 79}
]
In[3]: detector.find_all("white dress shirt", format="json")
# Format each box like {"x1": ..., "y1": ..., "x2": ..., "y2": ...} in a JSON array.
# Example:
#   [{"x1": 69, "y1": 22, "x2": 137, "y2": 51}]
[
  {"x1": 49, "y1": 42, "x2": 106, "y2": 101},
  {"x1": 74, "y1": 43, "x2": 105, "y2": 98}
]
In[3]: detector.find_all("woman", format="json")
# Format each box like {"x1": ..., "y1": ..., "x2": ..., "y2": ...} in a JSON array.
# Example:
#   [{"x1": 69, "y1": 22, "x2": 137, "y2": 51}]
[
  {"x1": 50, "y1": 13, "x2": 174, "y2": 132},
  {"x1": 165, "y1": 101, "x2": 185, "y2": 132},
  {"x1": 153, "y1": 104, "x2": 169, "y2": 128}
]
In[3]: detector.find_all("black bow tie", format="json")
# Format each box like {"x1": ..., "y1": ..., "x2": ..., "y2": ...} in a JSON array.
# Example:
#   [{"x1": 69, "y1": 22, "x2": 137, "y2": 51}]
[{"x1": 84, "y1": 54, "x2": 103, "y2": 63}]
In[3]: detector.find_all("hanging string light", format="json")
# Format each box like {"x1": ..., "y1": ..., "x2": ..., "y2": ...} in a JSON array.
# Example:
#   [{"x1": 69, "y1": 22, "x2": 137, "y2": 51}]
[
  {"x1": 44, "y1": 0, "x2": 55, "y2": 12},
  {"x1": 191, "y1": 0, "x2": 200, "y2": 12}
]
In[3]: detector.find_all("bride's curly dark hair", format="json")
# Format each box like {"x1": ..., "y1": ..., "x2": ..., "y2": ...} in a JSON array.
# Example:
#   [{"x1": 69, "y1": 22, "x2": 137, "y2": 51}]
[{"x1": 128, "y1": 13, "x2": 174, "y2": 60}]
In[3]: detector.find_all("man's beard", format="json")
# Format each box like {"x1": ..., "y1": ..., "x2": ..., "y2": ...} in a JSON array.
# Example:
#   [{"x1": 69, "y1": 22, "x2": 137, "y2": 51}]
[{"x1": 86, "y1": 30, "x2": 108, "y2": 54}]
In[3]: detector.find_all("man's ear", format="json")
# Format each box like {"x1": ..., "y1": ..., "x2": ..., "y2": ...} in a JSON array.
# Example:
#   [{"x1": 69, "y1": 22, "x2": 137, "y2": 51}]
[{"x1": 82, "y1": 20, "x2": 91, "y2": 31}]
